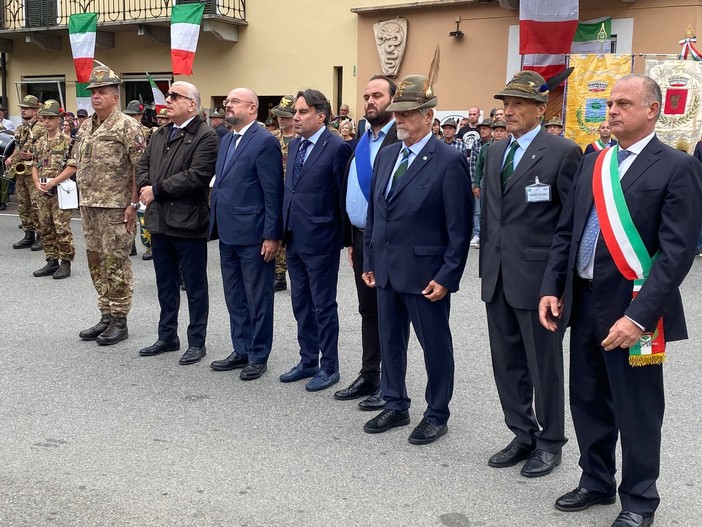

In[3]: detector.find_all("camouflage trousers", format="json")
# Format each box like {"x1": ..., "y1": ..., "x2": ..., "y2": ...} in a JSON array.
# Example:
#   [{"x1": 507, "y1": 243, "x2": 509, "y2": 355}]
[
  {"x1": 15, "y1": 174, "x2": 38, "y2": 232},
  {"x1": 35, "y1": 191, "x2": 75, "y2": 261},
  {"x1": 0, "y1": 176, "x2": 8, "y2": 204},
  {"x1": 81, "y1": 206, "x2": 134, "y2": 317},
  {"x1": 137, "y1": 208, "x2": 151, "y2": 248},
  {"x1": 275, "y1": 246, "x2": 287, "y2": 275}
]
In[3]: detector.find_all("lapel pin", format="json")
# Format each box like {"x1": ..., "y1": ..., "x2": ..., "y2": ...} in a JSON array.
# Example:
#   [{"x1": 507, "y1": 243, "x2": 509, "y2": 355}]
[
  {"x1": 531, "y1": 154, "x2": 536, "y2": 159},
  {"x1": 423, "y1": 156, "x2": 427, "y2": 161}
]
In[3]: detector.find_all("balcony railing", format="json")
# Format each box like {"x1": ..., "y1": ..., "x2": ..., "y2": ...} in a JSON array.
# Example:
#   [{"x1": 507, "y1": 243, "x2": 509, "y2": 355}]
[{"x1": 0, "y1": 0, "x2": 246, "y2": 31}]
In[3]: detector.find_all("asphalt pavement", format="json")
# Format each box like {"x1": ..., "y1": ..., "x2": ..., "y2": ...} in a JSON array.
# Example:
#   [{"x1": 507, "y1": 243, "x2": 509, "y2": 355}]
[{"x1": 1, "y1": 209, "x2": 701, "y2": 527}]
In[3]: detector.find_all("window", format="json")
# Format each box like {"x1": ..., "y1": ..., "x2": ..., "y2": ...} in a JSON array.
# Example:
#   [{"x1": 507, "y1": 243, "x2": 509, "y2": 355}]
[{"x1": 17, "y1": 76, "x2": 66, "y2": 108}]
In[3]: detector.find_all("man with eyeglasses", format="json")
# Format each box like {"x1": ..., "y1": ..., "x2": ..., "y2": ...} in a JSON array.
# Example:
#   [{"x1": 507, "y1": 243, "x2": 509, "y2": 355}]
[
  {"x1": 208, "y1": 88, "x2": 283, "y2": 380},
  {"x1": 135, "y1": 81, "x2": 217, "y2": 366}
]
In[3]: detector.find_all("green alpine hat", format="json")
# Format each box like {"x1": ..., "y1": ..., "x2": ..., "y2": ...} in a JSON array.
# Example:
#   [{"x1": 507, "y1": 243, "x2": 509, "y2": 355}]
[
  {"x1": 494, "y1": 70, "x2": 549, "y2": 103},
  {"x1": 38, "y1": 99, "x2": 62, "y2": 117},
  {"x1": 478, "y1": 118, "x2": 494, "y2": 128},
  {"x1": 386, "y1": 74, "x2": 438, "y2": 112},
  {"x1": 492, "y1": 119, "x2": 507, "y2": 129},
  {"x1": 210, "y1": 107, "x2": 226, "y2": 119},
  {"x1": 123, "y1": 100, "x2": 144, "y2": 115},
  {"x1": 545, "y1": 115, "x2": 564, "y2": 128},
  {"x1": 441, "y1": 118, "x2": 458, "y2": 129},
  {"x1": 86, "y1": 65, "x2": 122, "y2": 90},
  {"x1": 271, "y1": 95, "x2": 295, "y2": 118},
  {"x1": 19, "y1": 95, "x2": 41, "y2": 109}
]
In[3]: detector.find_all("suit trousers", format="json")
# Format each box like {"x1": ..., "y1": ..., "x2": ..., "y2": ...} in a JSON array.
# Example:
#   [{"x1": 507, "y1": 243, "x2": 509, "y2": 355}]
[
  {"x1": 151, "y1": 233, "x2": 208, "y2": 347},
  {"x1": 285, "y1": 233, "x2": 340, "y2": 374},
  {"x1": 219, "y1": 241, "x2": 275, "y2": 364},
  {"x1": 570, "y1": 278, "x2": 663, "y2": 516},
  {"x1": 376, "y1": 284, "x2": 454, "y2": 424},
  {"x1": 351, "y1": 227, "x2": 381, "y2": 383},
  {"x1": 485, "y1": 274, "x2": 566, "y2": 452}
]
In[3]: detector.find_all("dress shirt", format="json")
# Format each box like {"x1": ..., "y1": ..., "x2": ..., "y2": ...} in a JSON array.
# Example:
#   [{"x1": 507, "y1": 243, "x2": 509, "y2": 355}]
[
  {"x1": 230, "y1": 120, "x2": 256, "y2": 148},
  {"x1": 301, "y1": 125, "x2": 326, "y2": 164},
  {"x1": 384, "y1": 131, "x2": 432, "y2": 197},
  {"x1": 502, "y1": 122, "x2": 541, "y2": 171},
  {"x1": 1, "y1": 118, "x2": 16, "y2": 132}
]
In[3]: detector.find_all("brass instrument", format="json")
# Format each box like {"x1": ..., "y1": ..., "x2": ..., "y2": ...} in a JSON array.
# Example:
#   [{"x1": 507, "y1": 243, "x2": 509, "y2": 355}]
[{"x1": 14, "y1": 161, "x2": 31, "y2": 176}]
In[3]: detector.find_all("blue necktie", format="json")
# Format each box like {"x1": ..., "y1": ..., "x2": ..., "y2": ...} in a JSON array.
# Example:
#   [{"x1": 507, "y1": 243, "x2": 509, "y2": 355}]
[
  {"x1": 292, "y1": 139, "x2": 312, "y2": 186},
  {"x1": 224, "y1": 133, "x2": 241, "y2": 168},
  {"x1": 576, "y1": 148, "x2": 633, "y2": 272}
]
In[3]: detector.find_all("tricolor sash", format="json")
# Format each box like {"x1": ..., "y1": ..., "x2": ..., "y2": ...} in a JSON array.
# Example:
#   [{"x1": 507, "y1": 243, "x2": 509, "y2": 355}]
[
  {"x1": 592, "y1": 146, "x2": 665, "y2": 366},
  {"x1": 590, "y1": 138, "x2": 607, "y2": 151}
]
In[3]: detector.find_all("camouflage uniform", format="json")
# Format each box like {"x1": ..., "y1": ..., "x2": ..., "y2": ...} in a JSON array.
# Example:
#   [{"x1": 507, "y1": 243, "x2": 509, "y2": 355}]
[
  {"x1": 138, "y1": 124, "x2": 153, "y2": 250},
  {"x1": 271, "y1": 128, "x2": 296, "y2": 277},
  {"x1": 12, "y1": 117, "x2": 45, "y2": 232},
  {"x1": 73, "y1": 107, "x2": 145, "y2": 317},
  {"x1": 33, "y1": 131, "x2": 76, "y2": 261}
]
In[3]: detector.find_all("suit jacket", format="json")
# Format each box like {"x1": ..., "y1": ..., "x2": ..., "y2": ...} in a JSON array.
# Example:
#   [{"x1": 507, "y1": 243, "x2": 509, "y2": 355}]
[
  {"x1": 541, "y1": 136, "x2": 702, "y2": 341},
  {"x1": 282, "y1": 127, "x2": 352, "y2": 254},
  {"x1": 480, "y1": 130, "x2": 582, "y2": 309},
  {"x1": 136, "y1": 115, "x2": 217, "y2": 239},
  {"x1": 363, "y1": 137, "x2": 472, "y2": 294},
  {"x1": 341, "y1": 123, "x2": 398, "y2": 247},
  {"x1": 584, "y1": 138, "x2": 617, "y2": 155},
  {"x1": 209, "y1": 123, "x2": 284, "y2": 245}
]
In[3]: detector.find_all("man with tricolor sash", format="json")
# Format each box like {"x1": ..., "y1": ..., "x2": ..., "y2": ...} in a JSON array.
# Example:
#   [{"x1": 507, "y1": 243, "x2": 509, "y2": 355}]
[
  {"x1": 539, "y1": 74, "x2": 702, "y2": 527},
  {"x1": 584, "y1": 121, "x2": 617, "y2": 155}
]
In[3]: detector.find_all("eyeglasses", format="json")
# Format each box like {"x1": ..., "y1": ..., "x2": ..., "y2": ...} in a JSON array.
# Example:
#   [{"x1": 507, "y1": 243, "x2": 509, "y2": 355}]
[
  {"x1": 224, "y1": 98, "x2": 255, "y2": 106},
  {"x1": 166, "y1": 92, "x2": 193, "y2": 101}
]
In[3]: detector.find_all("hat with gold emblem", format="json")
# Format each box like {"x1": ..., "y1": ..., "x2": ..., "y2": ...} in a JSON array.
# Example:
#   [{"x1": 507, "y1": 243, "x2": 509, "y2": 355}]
[
  {"x1": 86, "y1": 64, "x2": 122, "y2": 90},
  {"x1": 387, "y1": 74, "x2": 438, "y2": 112},
  {"x1": 545, "y1": 115, "x2": 564, "y2": 128},
  {"x1": 210, "y1": 107, "x2": 225, "y2": 119},
  {"x1": 156, "y1": 108, "x2": 169, "y2": 119},
  {"x1": 123, "y1": 100, "x2": 144, "y2": 115},
  {"x1": 271, "y1": 95, "x2": 295, "y2": 118},
  {"x1": 38, "y1": 99, "x2": 62, "y2": 117},
  {"x1": 19, "y1": 95, "x2": 41, "y2": 109},
  {"x1": 478, "y1": 118, "x2": 494, "y2": 128},
  {"x1": 494, "y1": 70, "x2": 549, "y2": 103},
  {"x1": 492, "y1": 119, "x2": 507, "y2": 129}
]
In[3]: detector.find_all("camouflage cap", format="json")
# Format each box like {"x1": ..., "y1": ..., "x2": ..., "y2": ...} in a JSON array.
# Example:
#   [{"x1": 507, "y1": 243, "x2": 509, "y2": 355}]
[
  {"x1": 156, "y1": 108, "x2": 169, "y2": 119},
  {"x1": 271, "y1": 95, "x2": 295, "y2": 118},
  {"x1": 19, "y1": 95, "x2": 41, "y2": 109},
  {"x1": 86, "y1": 64, "x2": 122, "y2": 90},
  {"x1": 545, "y1": 115, "x2": 564, "y2": 128},
  {"x1": 492, "y1": 119, "x2": 507, "y2": 129},
  {"x1": 387, "y1": 74, "x2": 438, "y2": 112},
  {"x1": 37, "y1": 99, "x2": 62, "y2": 117},
  {"x1": 478, "y1": 118, "x2": 494, "y2": 128},
  {"x1": 494, "y1": 70, "x2": 549, "y2": 103},
  {"x1": 123, "y1": 100, "x2": 144, "y2": 115},
  {"x1": 441, "y1": 118, "x2": 458, "y2": 129},
  {"x1": 209, "y1": 107, "x2": 225, "y2": 119}
]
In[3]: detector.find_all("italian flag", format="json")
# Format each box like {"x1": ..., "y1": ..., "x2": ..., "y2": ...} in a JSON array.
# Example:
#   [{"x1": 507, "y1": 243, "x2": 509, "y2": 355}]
[
  {"x1": 171, "y1": 3, "x2": 205, "y2": 76},
  {"x1": 68, "y1": 13, "x2": 98, "y2": 83},
  {"x1": 520, "y1": 0, "x2": 578, "y2": 82},
  {"x1": 147, "y1": 72, "x2": 167, "y2": 113},
  {"x1": 76, "y1": 82, "x2": 93, "y2": 116},
  {"x1": 571, "y1": 18, "x2": 612, "y2": 55}
]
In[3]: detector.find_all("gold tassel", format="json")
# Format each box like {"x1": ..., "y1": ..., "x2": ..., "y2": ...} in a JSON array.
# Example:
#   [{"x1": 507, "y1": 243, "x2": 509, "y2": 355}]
[{"x1": 629, "y1": 353, "x2": 666, "y2": 367}]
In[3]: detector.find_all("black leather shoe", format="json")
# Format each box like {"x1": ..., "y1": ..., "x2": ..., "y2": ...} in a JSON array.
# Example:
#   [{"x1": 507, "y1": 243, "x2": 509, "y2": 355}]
[
  {"x1": 358, "y1": 388, "x2": 386, "y2": 411},
  {"x1": 521, "y1": 449, "x2": 562, "y2": 477},
  {"x1": 611, "y1": 510, "x2": 654, "y2": 527},
  {"x1": 139, "y1": 338, "x2": 180, "y2": 357},
  {"x1": 96, "y1": 317, "x2": 129, "y2": 346},
  {"x1": 488, "y1": 442, "x2": 534, "y2": 468},
  {"x1": 0, "y1": 202, "x2": 6, "y2": 211},
  {"x1": 408, "y1": 418, "x2": 448, "y2": 445},
  {"x1": 142, "y1": 249, "x2": 153, "y2": 261},
  {"x1": 13, "y1": 231, "x2": 35, "y2": 249},
  {"x1": 179, "y1": 346, "x2": 206, "y2": 365},
  {"x1": 52, "y1": 260, "x2": 71, "y2": 279},
  {"x1": 334, "y1": 376, "x2": 378, "y2": 401},
  {"x1": 240, "y1": 362, "x2": 267, "y2": 380},
  {"x1": 555, "y1": 487, "x2": 617, "y2": 512},
  {"x1": 210, "y1": 351, "x2": 247, "y2": 371},
  {"x1": 33, "y1": 259, "x2": 59, "y2": 277},
  {"x1": 79, "y1": 314, "x2": 112, "y2": 341},
  {"x1": 363, "y1": 409, "x2": 410, "y2": 434},
  {"x1": 274, "y1": 273, "x2": 287, "y2": 292}
]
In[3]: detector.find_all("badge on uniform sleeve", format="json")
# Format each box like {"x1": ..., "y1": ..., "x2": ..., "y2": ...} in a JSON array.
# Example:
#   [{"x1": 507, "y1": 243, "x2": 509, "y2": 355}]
[{"x1": 525, "y1": 176, "x2": 551, "y2": 203}]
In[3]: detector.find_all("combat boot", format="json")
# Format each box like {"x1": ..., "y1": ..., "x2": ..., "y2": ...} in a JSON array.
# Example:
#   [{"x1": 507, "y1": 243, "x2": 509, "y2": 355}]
[
  {"x1": 79, "y1": 314, "x2": 112, "y2": 341},
  {"x1": 30, "y1": 233, "x2": 43, "y2": 251},
  {"x1": 12, "y1": 230, "x2": 35, "y2": 249},
  {"x1": 96, "y1": 317, "x2": 129, "y2": 346},
  {"x1": 274, "y1": 272, "x2": 287, "y2": 292},
  {"x1": 33, "y1": 258, "x2": 60, "y2": 277},
  {"x1": 52, "y1": 260, "x2": 71, "y2": 280},
  {"x1": 130, "y1": 242, "x2": 137, "y2": 256}
]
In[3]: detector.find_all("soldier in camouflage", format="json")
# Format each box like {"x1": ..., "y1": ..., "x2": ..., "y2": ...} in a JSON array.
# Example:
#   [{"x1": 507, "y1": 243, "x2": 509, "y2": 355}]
[
  {"x1": 7, "y1": 95, "x2": 45, "y2": 250},
  {"x1": 31, "y1": 99, "x2": 77, "y2": 279},
  {"x1": 270, "y1": 95, "x2": 297, "y2": 292},
  {"x1": 74, "y1": 65, "x2": 146, "y2": 346}
]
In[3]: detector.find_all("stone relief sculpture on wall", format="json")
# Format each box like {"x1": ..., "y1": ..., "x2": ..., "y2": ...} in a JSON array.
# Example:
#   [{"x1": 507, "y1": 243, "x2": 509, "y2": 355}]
[{"x1": 374, "y1": 18, "x2": 407, "y2": 78}]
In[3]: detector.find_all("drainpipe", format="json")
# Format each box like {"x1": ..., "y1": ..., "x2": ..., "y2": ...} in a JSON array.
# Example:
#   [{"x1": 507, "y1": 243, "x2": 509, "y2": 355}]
[{"x1": 1, "y1": 53, "x2": 7, "y2": 108}]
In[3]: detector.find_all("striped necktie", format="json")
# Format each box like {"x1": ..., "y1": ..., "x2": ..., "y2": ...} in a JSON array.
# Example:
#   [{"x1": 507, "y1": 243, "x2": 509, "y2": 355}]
[{"x1": 501, "y1": 140, "x2": 520, "y2": 187}]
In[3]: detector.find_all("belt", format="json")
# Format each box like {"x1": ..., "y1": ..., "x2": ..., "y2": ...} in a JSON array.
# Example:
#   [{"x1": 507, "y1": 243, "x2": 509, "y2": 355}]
[{"x1": 352, "y1": 226, "x2": 365, "y2": 233}]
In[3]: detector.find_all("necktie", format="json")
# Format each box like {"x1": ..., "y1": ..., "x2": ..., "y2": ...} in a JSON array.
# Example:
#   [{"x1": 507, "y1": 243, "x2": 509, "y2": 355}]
[
  {"x1": 576, "y1": 148, "x2": 633, "y2": 272},
  {"x1": 501, "y1": 140, "x2": 520, "y2": 187},
  {"x1": 169, "y1": 126, "x2": 179, "y2": 141},
  {"x1": 292, "y1": 139, "x2": 312, "y2": 186},
  {"x1": 390, "y1": 147, "x2": 411, "y2": 189},
  {"x1": 223, "y1": 133, "x2": 241, "y2": 168}
]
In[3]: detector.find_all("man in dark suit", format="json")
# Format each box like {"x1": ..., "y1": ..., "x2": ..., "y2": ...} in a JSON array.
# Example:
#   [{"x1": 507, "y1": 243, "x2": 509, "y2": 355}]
[
  {"x1": 480, "y1": 71, "x2": 582, "y2": 476},
  {"x1": 362, "y1": 74, "x2": 472, "y2": 445},
  {"x1": 279, "y1": 89, "x2": 352, "y2": 392},
  {"x1": 334, "y1": 75, "x2": 398, "y2": 410},
  {"x1": 208, "y1": 87, "x2": 283, "y2": 380},
  {"x1": 136, "y1": 81, "x2": 218, "y2": 365},
  {"x1": 539, "y1": 74, "x2": 702, "y2": 527},
  {"x1": 584, "y1": 121, "x2": 617, "y2": 154}
]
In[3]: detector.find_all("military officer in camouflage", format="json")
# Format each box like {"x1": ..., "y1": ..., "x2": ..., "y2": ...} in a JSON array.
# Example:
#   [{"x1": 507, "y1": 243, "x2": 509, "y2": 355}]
[
  {"x1": 155, "y1": 108, "x2": 170, "y2": 127},
  {"x1": 7, "y1": 94, "x2": 45, "y2": 250},
  {"x1": 270, "y1": 95, "x2": 297, "y2": 292},
  {"x1": 209, "y1": 107, "x2": 228, "y2": 141},
  {"x1": 31, "y1": 99, "x2": 76, "y2": 279},
  {"x1": 74, "y1": 65, "x2": 146, "y2": 346}
]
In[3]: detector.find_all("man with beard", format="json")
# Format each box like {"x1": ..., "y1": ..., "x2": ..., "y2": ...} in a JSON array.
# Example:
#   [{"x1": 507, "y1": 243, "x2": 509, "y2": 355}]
[
  {"x1": 208, "y1": 87, "x2": 283, "y2": 380},
  {"x1": 335, "y1": 75, "x2": 398, "y2": 410}
]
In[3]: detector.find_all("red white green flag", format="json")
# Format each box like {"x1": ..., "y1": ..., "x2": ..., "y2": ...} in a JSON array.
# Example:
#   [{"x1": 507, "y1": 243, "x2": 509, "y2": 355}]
[
  {"x1": 76, "y1": 82, "x2": 92, "y2": 116},
  {"x1": 68, "y1": 13, "x2": 98, "y2": 83},
  {"x1": 147, "y1": 72, "x2": 167, "y2": 113},
  {"x1": 171, "y1": 3, "x2": 205, "y2": 75}
]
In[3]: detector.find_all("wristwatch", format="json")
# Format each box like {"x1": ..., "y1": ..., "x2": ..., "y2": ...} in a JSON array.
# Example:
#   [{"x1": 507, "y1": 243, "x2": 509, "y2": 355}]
[{"x1": 129, "y1": 202, "x2": 139, "y2": 209}]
